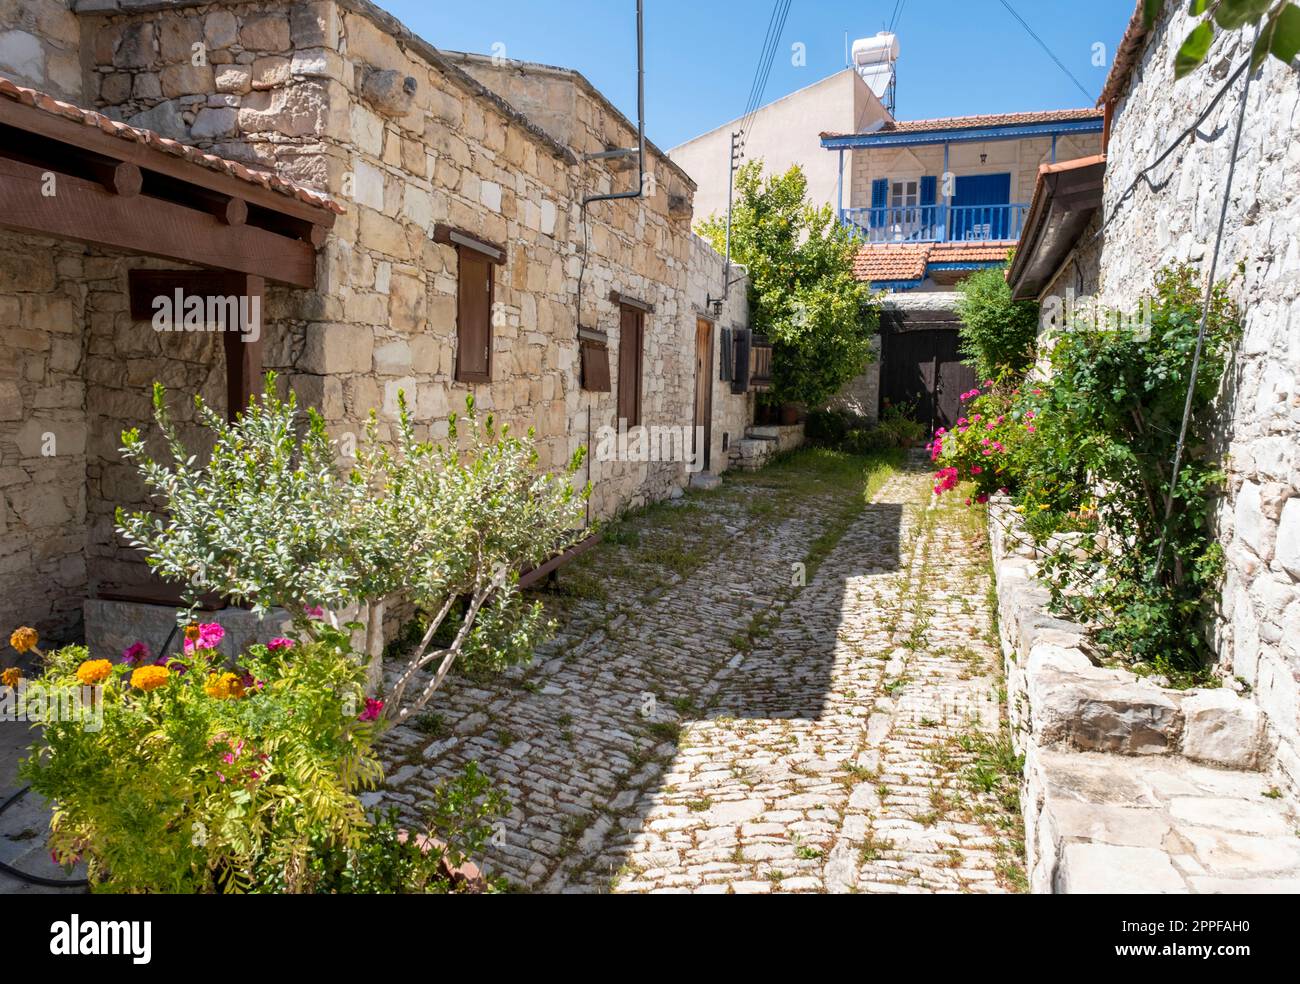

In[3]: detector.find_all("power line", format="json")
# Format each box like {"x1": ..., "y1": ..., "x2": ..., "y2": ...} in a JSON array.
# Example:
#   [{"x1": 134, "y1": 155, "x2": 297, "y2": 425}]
[
  {"x1": 996, "y1": 0, "x2": 1094, "y2": 103},
  {"x1": 889, "y1": 0, "x2": 908, "y2": 34},
  {"x1": 739, "y1": 0, "x2": 792, "y2": 141},
  {"x1": 738, "y1": 0, "x2": 787, "y2": 135}
]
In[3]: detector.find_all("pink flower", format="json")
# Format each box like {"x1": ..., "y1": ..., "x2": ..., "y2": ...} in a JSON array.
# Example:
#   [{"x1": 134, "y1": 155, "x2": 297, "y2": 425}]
[
  {"x1": 984, "y1": 380, "x2": 994, "y2": 387},
  {"x1": 981, "y1": 437, "x2": 991, "y2": 447},
  {"x1": 267, "y1": 637, "x2": 295, "y2": 652},
  {"x1": 304, "y1": 604, "x2": 325, "y2": 619},
  {"x1": 183, "y1": 622, "x2": 225, "y2": 654},
  {"x1": 999, "y1": 486, "x2": 1009, "y2": 494},
  {"x1": 120, "y1": 641, "x2": 150, "y2": 665},
  {"x1": 975, "y1": 493, "x2": 989, "y2": 504},
  {"x1": 358, "y1": 698, "x2": 384, "y2": 722},
  {"x1": 970, "y1": 466, "x2": 983, "y2": 475},
  {"x1": 1026, "y1": 425, "x2": 1036, "y2": 433}
]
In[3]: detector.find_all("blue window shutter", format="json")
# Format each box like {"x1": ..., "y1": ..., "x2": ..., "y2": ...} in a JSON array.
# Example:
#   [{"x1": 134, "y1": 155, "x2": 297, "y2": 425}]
[
  {"x1": 920, "y1": 175, "x2": 937, "y2": 206},
  {"x1": 870, "y1": 178, "x2": 888, "y2": 228}
]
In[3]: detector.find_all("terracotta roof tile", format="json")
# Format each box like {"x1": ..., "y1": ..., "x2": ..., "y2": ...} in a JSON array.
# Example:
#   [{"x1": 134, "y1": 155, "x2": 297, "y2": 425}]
[
  {"x1": 0, "y1": 75, "x2": 344, "y2": 214},
  {"x1": 853, "y1": 243, "x2": 932, "y2": 283},
  {"x1": 929, "y1": 241, "x2": 1016, "y2": 263},
  {"x1": 1098, "y1": 2, "x2": 1149, "y2": 106},
  {"x1": 824, "y1": 107, "x2": 1103, "y2": 140},
  {"x1": 852, "y1": 241, "x2": 1016, "y2": 284}
]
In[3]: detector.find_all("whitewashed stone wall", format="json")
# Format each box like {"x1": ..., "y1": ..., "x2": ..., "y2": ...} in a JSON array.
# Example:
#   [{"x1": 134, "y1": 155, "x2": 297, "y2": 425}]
[
  {"x1": 1099, "y1": 5, "x2": 1300, "y2": 802},
  {"x1": 686, "y1": 234, "x2": 752, "y2": 474}
]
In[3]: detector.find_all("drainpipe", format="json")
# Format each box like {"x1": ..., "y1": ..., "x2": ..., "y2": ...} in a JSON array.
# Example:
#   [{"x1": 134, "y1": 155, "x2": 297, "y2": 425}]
[{"x1": 581, "y1": 0, "x2": 646, "y2": 210}]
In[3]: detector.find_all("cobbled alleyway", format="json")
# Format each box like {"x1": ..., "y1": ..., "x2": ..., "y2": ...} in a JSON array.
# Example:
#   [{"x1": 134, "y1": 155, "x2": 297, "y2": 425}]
[{"x1": 377, "y1": 451, "x2": 1025, "y2": 893}]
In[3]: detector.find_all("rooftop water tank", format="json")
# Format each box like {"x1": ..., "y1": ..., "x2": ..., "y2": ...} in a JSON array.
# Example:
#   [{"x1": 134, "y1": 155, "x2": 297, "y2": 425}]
[{"x1": 851, "y1": 31, "x2": 899, "y2": 112}]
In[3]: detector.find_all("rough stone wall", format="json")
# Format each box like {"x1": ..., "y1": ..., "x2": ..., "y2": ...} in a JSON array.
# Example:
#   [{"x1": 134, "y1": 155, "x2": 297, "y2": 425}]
[
  {"x1": 686, "y1": 233, "x2": 751, "y2": 474},
  {"x1": 1098, "y1": 5, "x2": 1300, "y2": 800},
  {"x1": 0, "y1": 234, "x2": 88, "y2": 644},
  {"x1": 77, "y1": 0, "x2": 702, "y2": 522},
  {"x1": 0, "y1": 0, "x2": 81, "y2": 102}
]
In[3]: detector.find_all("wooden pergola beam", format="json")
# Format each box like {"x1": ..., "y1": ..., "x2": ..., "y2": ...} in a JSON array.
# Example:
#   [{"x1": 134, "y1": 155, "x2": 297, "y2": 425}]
[
  {"x1": 0, "y1": 96, "x2": 334, "y2": 229},
  {"x1": 0, "y1": 156, "x2": 317, "y2": 287}
]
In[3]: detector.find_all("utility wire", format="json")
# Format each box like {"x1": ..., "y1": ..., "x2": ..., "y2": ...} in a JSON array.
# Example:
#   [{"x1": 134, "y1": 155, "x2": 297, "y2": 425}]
[
  {"x1": 996, "y1": 0, "x2": 1094, "y2": 103},
  {"x1": 889, "y1": 0, "x2": 908, "y2": 34},
  {"x1": 737, "y1": 0, "x2": 793, "y2": 146},
  {"x1": 1151, "y1": 37, "x2": 1256, "y2": 580},
  {"x1": 738, "y1": 0, "x2": 785, "y2": 134}
]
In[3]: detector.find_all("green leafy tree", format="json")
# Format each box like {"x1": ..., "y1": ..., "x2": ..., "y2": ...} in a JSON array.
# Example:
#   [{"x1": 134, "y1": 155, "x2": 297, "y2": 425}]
[
  {"x1": 116, "y1": 374, "x2": 588, "y2": 720},
  {"x1": 1156, "y1": 0, "x2": 1300, "y2": 77},
  {"x1": 698, "y1": 161, "x2": 880, "y2": 408},
  {"x1": 953, "y1": 263, "x2": 1040, "y2": 382}
]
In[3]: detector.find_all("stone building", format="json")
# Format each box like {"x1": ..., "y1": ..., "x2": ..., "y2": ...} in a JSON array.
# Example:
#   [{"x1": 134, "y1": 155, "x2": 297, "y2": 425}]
[
  {"x1": 1009, "y1": 1, "x2": 1300, "y2": 805},
  {"x1": 0, "y1": 0, "x2": 758, "y2": 644}
]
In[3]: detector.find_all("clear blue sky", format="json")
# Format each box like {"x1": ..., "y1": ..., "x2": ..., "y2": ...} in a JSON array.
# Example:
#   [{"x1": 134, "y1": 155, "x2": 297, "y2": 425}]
[{"x1": 378, "y1": 0, "x2": 1136, "y2": 148}]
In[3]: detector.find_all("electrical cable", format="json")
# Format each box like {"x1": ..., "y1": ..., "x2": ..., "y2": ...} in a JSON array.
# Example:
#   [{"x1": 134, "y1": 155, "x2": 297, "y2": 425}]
[
  {"x1": 0, "y1": 784, "x2": 89, "y2": 888},
  {"x1": 1151, "y1": 36, "x2": 1257, "y2": 580},
  {"x1": 997, "y1": 0, "x2": 1094, "y2": 103}
]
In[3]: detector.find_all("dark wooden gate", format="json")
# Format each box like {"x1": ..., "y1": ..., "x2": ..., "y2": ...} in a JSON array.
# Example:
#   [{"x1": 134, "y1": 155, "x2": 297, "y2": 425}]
[{"x1": 878, "y1": 308, "x2": 977, "y2": 435}]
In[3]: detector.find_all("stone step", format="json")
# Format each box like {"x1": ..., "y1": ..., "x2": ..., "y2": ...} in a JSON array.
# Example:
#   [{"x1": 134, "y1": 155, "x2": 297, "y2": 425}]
[
  {"x1": 688, "y1": 472, "x2": 721, "y2": 491},
  {"x1": 1027, "y1": 748, "x2": 1300, "y2": 893}
]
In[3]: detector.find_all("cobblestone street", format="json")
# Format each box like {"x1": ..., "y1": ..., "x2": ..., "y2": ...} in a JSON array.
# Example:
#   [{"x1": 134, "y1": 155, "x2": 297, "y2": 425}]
[{"x1": 378, "y1": 451, "x2": 1024, "y2": 893}]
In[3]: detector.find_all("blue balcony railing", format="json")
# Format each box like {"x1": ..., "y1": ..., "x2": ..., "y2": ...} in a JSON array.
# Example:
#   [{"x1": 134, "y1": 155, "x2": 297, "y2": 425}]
[{"x1": 840, "y1": 203, "x2": 1028, "y2": 244}]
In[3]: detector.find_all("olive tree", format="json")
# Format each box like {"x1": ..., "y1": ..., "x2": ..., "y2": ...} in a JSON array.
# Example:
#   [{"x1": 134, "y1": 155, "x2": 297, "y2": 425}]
[{"x1": 117, "y1": 374, "x2": 588, "y2": 720}]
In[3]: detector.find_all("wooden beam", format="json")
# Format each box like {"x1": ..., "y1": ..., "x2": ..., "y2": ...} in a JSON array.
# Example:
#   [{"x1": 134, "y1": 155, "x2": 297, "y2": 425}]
[
  {"x1": 0, "y1": 96, "x2": 336, "y2": 229},
  {"x1": 0, "y1": 156, "x2": 317, "y2": 287},
  {"x1": 223, "y1": 275, "x2": 265, "y2": 422},
  {"x1": 88, "y1": 160, "x2": 141, "y2": 197}
]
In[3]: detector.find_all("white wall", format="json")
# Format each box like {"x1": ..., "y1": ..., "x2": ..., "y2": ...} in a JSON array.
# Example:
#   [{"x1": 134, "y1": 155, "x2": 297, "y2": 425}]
[{"x1": 670, "y1": 68, "x2": 889, "y2": 223}]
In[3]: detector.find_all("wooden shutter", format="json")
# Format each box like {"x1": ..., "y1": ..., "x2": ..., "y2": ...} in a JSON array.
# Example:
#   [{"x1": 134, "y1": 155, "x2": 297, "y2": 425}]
[
  {"x1": 749, "y1": 333, "x2": 773, "y2": 391},
  {"x1": 719, "y1": 327, "x2": 733, "y2": 381},
  {"x1": 731, "y1": 328, "x2": 751, "y2": 394},
  {"x1": 580, "y1": 338, "x2": 611, "y2": 392},
  {"x1": 455, "y1": 249, "x2": 492, "y2": 383},
  {"x1": 616, "y1": 305, "x2": 642, "y2": 427}
]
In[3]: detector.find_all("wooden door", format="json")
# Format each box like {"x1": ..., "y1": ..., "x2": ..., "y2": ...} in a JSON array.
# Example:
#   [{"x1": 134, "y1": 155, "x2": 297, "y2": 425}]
[
  {"x1": 879, "y1": 310, "x2": 977, "y2": 436},
  {"x1": 693, "y1": 318, "x2": 713, "y2": 472},
  {"x1": 616, "y1": 305, "x2": 643, "y2": 427}
]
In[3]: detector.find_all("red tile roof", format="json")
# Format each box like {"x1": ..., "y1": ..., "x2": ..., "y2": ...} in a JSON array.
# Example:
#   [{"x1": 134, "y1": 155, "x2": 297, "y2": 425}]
[
  {"x1": 823, "y1": 107, "x2": 1103, "y2": 139},
  {"x1": 853, "y1": 243, "x2": 932, "y2": 282},
  {"x1": 1098, "y1": 2, "x2": 1150, "y2": 106},
  {"x1": 929, "y1": 241, "x2": 1015, "y2": 264},
  {"x1": 0, "y1": 75, "x2": 344, "y2": 214},
  {"x1": 853, "y1": 241, "x2": 1015, "y2": 283}
]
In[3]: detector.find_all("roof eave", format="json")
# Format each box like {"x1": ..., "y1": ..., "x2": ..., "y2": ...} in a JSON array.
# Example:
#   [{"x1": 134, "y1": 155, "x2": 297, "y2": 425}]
[
  {"x1": 1006, "y1": 156, "x2": 1106, "y2": 301},
  {"x1": 821, "y1": 117, "x2": 1104, "y2": 150}
]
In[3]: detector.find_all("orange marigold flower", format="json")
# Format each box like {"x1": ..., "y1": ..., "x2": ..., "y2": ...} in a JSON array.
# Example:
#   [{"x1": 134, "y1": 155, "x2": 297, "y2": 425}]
[
  {"x1": 183, "y1": 624, "x2": 202, "y2": 643},
  {"x1": 204, "y1": 671, "x2": 245, "y2": 700},
  {"x1": 75, "y1": 659, "x2": 113, "y2": 686},
  {"x1": 9, "y1": 627, "x2": 38, "y2": 653},
  {"x1": 130, "y1": 665, "x2": 170, "y2": 692},
  {"x1": 1, "y1": 667, "x2": 21, "y2": 688}
]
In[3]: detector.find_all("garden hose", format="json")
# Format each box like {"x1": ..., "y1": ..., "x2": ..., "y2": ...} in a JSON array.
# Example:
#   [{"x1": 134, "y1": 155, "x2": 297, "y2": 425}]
[{"x1": 0, "y1": 784, "x2": 89, "y2": 889}]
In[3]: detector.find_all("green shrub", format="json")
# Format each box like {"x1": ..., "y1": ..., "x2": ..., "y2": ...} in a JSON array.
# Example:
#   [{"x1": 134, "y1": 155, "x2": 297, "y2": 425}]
[
  {"x1": 954, "y1": 264, "x2": 1040, "y2": 381},
  {"x1": 698, "y1": 161, "x2": 880, "y2": 408},
  {"x1": 989, "y1": 266, "x2": 1237, "y2": 680},
  {"x1": 22, "y1": 626, "x2": 384, "y2": 892}
]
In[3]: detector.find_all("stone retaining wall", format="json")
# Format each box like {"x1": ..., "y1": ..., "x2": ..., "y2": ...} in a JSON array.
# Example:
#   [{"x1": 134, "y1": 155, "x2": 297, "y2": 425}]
[
  {"x1": 986, "y1": 497, "x2": 1293, "y2": 892},
  {"x1": 1099, "y1": 3, "x2": 1300, "y2": 805}
]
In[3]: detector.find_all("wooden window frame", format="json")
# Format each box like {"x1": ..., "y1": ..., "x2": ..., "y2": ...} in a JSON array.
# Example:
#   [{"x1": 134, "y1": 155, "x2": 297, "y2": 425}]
[
  {"x1": 616, "y1": 303, "x2": 645, "y2": 428},
  {"x1": 436, "y1": 225, "x2": 505, "y2": 386}
]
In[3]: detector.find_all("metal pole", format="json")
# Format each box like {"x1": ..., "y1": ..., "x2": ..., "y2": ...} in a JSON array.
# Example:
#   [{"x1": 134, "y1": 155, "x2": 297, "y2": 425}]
[{"x1": 724, "y1": 130, "x2": 737, "y2": 298}]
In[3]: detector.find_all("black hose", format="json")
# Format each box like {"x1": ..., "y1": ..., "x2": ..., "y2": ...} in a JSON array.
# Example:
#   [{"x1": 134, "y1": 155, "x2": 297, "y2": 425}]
[{"x1": 0, "y1": 784, "x2": 89, "y2": 888}]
